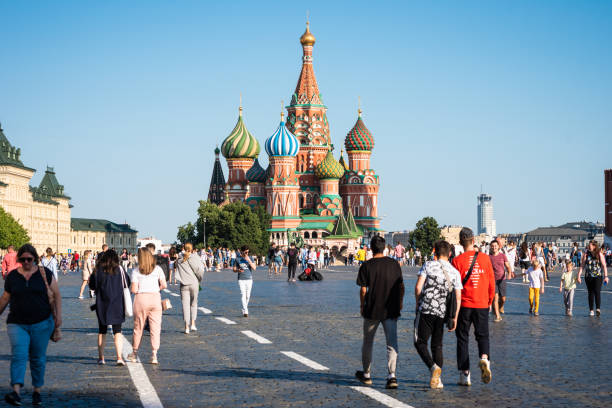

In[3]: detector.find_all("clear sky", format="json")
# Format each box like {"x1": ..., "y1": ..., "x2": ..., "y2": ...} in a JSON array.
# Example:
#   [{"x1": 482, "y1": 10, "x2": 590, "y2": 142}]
[{"x1": 1, "y1": 1, "x2": 611, "y2": 242}]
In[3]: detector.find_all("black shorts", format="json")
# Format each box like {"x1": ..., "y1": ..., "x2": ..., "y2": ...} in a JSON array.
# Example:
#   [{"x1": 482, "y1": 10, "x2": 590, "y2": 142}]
[
  {"x1": 519, "y1": 260, "x2": 531, "y2": 270},
  {"x1": 495, "y1": 279, "x2": 507, "y2": 297},
  {"x1": 98, "y1": 323, "x2": 122, "y2": 334}
]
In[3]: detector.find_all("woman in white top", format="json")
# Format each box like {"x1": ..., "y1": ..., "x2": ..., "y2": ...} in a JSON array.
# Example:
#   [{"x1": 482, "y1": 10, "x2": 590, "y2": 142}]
[
  {"x1": 41, "y1": 248, "x2": 59, "y2": 281},
  {"x1": 127, "y1": 248, "x2": 166, "y2": 365},
  {"x1": 78, "y1": 250, "x2": 94, "y2": 299}
]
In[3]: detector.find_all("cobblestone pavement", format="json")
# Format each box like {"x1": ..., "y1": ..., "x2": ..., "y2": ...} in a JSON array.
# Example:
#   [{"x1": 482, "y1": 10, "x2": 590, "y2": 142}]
[{"x1": 1, "y1": 265, "x2": 610, "y2": 407}]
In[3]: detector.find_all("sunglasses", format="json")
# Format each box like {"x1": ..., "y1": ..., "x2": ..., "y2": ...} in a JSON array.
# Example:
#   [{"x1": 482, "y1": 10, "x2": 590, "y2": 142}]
[{"x1": 19, "y1": 257, "x2": 34, "y2": 263}]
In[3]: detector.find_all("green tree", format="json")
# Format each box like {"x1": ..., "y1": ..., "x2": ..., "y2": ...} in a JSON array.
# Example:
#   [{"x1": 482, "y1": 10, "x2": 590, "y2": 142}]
[
  {"x1": 409, "y1": 216, "x2": 441, "y2": 258},
  {"x1": 178, "y1": 201, "x2": 271, "y2": 256},
  {"x1": 176, "y1": 222, "x2": 196, "y2": 246},
  {"x1": 0, "y1": 207, "x2": 30, "y2": 249}
]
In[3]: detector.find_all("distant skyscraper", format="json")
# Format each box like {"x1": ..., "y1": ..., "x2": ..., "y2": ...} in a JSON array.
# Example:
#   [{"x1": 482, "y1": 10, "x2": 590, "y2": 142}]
[{"x1": 477, "y1": 193, "x2": 496, "y2": 236}]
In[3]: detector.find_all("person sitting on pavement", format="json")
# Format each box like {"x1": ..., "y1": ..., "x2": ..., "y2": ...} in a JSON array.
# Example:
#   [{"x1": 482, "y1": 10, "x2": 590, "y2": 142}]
[{"x1": 355, "y1": 235, "x2": 404, "y2": 390}]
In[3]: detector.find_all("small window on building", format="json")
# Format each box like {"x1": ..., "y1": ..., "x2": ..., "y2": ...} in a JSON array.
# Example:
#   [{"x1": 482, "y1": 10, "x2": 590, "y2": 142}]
[
  {"x1": 304, "y1": 232, "x2": 310, "y2": 239},
  {"x1": 312, "y1": 231, "x2": 318, "y2": 239}
]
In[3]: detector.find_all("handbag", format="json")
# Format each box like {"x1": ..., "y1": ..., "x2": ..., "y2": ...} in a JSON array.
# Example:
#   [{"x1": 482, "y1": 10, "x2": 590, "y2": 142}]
[
  {"x1": 38, "y1": 266, "x2": 61, "y2": 342},
  {"x1": 158, "y1": 268, "x2": 172, "y2": 311},
  {"x1": 120, "y1": 266, "x2": 133, "y2": 317}
]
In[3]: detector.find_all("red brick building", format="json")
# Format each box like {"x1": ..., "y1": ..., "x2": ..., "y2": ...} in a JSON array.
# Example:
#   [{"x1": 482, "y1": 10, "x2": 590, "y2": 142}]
[{"x1": 606, "y1": 169, "x2": 612, "y2": 236}]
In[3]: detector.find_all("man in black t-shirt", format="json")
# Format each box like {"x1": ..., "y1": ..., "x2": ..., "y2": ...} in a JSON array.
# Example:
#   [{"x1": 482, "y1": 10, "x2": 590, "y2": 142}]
[
  {"x1": 355, "y1": 235, "x2": 404, "y2": 389},
  {"x1": 286, "y1": 243, "x2": 299, "y2": 282}
]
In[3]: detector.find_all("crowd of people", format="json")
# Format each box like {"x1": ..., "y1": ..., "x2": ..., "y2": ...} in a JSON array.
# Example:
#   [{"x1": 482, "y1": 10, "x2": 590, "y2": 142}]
[
  {"x1": 354, "y1": 228, "x2": 609, "y2": 391},
  {"x1": 0, "y1": 231, "x2": 609, "y2": 404}
]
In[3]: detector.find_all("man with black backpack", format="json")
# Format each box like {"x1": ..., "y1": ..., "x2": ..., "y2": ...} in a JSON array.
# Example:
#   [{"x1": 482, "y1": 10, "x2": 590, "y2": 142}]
[
  {"x1": 452, "y1": 227, "x2": 495, "y2": 386},
  {"x1": 414, "y1": 240, "x2": 462, "y2": 389}
]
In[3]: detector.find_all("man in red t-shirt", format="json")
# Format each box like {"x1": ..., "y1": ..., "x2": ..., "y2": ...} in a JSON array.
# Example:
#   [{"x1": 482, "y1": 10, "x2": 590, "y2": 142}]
[{"x1": 452, "y1": 227, "x2": 495, "y2": 386}]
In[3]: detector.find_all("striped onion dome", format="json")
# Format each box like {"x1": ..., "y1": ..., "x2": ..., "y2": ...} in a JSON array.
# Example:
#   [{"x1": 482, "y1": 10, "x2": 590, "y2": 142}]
[
  {"x1": 315, "y1": 151, "x2": 345, "y2": 180},
  {"x1": 265, "y1": 117, "x2": 299, "y2": 157},
  {"x1": 344, "y1": 109, "x2": 374, "y2": 151},
  {"x1": 221, "y1": 107, "x2": 260, "y2": 159},
  {"x1": 246, "y1": 158, "x2": 267, "y2": 183}
]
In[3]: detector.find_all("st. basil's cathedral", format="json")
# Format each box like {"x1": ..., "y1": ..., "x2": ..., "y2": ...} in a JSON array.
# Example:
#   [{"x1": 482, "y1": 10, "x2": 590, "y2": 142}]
[{"x1": 207, "y1": 22, "x2": 381, "y2": 251}]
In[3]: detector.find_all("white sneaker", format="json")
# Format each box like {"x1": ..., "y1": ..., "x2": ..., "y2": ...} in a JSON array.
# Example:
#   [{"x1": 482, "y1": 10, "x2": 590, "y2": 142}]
[
  {"x1": 184, "y1": 326, "x2": 190, "y2": 334},
  {"x1": 190, "y1": 324, "x2": 197, "y2": 331},
  {"x1": 589, "y1": 310, "x2": 595, "y2": 316},
  {"x1": 458, "y1": 371, "x2": 471, "y2": 386},
  {"x1": 479, "y1": 358, "x2": 492, "y2": 384},
  {"x1": 430, "y1": 364, "x2": 442, "y2": 389}
]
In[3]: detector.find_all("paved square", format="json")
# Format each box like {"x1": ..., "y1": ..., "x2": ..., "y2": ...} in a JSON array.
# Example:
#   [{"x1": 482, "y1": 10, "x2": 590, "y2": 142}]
[{"x1": 1, "y1": 266, "x2": 610, "y2": 407}]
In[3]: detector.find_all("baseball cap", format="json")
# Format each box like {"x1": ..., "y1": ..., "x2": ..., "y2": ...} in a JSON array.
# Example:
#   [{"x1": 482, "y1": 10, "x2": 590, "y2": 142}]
[{"x1": 459, "y1": 227, "x2": 474, "y2": 242}]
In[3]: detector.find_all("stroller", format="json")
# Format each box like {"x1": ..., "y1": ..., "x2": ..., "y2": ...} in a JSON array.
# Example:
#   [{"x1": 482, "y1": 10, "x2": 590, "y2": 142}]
[{"x1": 298, "y1": 263, "x2": 323, "y2": 281}]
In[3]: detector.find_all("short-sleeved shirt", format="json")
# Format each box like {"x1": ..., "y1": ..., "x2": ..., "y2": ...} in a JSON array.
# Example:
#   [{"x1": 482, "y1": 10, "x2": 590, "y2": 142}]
[
  {"x1": 490, "y1": 252, "x2": 508, "y2": 281},
  {"x1": 131, "y1": 265, "x2": 164, "y2": 293},
  {"x1": 287, "y1": 248, "x2": 299, "y2": 264},
  {"x1": 356, "y1": 256, "x2": 403, "y2": 320},
  {"x1": 561, "y1": 270, "x2": 577, "y2": 290},
  {"x1": 236, "y1": 256, "x2": 254, "y2": 280},
  {"x1": 5, "y1": 268, "x2": 53, "y2": 325},
  {"x1": 528, "y1": 267, "x2": 544, "y2": 289},
  {"x1": 417, "y1": 260, "x2": 463, "y2": 318}
]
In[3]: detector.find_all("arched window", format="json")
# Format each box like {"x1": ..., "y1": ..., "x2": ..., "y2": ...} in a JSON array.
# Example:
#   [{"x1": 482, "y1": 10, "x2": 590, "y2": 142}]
[
  {"x1": 312, "y1": 231, "x2": 318, "y2": 239},
  {"x1": 299, "y1": 196, "x2": 304, "y2": 209},
  {"x1": 304, "y1": 231, "x2": 310, "y2": 239}
]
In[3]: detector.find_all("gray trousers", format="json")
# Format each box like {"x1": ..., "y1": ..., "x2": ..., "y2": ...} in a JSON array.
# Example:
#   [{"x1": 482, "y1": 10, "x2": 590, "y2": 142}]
[
  {"x1": 563, "y1": 288, "x2": 575, "y2": 311},
  {"x1": 180, "y1": 284, "x2": 199, "y2": 325},
  {"x1": 362, "y1": 318, "x2": 398, "y2": 376}
]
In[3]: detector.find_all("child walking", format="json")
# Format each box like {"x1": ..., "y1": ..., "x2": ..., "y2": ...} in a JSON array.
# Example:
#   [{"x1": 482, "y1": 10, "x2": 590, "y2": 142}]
[
  {"x1": 527, "y1": 260, "x2": 545, "y2": 316},
  {"x1": 559, "y1": 259, "x2": 577, "y2": 316}
]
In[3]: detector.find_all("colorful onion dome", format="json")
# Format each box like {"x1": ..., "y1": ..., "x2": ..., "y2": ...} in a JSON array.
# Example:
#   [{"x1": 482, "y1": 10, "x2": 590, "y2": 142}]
[
  {"x1": 345, "y1": 109, "x2": 374, "y2": 151},
  {"x1": 300, "y1": 21, "x2": 316, "y2": 46},
  {"x1": 246, "y1": 158, "x2": 267, "y2": 183},
  {"x1": 221, "y1": 107, "x2": 260, "y2": 159},
  {"x1": 265, "y1": 114, "x2": 299, "y2": 157},
  {"x1": 315, "y1": 150, "x2": 345, "y2": 180}
]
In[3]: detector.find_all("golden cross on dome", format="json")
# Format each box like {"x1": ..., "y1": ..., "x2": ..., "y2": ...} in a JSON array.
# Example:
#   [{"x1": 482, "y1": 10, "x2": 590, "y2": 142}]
[
  {"x1": 239, "y1": 93, "x2": 243, "y2": 116},
  {"x1": 358, "y1": 96, "x2": 362, "y2": 117},
  {"x1": 281, "y1": 100, "x2": 285, "y2": 121}
]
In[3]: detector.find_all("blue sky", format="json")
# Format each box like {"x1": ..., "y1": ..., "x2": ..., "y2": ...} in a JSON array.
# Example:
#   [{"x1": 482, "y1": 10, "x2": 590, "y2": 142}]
[{"x1": 1, "y1": 1, "x2": 610, "y2": 242}]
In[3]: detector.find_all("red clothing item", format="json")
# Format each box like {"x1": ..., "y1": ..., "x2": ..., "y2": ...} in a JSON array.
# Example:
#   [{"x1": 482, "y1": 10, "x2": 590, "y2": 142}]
[
  {"x1": 452, "y1": 250, "x2": 495, "y2": 309},
  {"x1": 2, "y1": 251, "x2": 21, "y2": 278}
]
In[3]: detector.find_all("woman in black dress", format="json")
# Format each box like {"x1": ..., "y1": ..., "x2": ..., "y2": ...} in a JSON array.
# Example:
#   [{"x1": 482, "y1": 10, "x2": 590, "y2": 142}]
[{"x1": 89, "y1": 249, "x2": 130, "y2": 365}]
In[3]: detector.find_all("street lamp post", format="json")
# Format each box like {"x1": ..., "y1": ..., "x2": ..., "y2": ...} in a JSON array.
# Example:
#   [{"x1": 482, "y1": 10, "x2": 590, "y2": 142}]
[{"x1": 203, "y1": 217, "x2": 207, "y2": 248}]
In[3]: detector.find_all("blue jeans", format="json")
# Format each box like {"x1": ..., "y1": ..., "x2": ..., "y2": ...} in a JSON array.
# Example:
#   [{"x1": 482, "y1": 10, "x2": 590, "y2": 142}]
[{"x1": 7, "y1": 315, "x2": 54, "y2": 388}]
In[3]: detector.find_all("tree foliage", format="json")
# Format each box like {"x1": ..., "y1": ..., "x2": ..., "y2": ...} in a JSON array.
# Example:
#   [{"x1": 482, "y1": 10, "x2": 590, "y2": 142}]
[
  {"x1": 409, "y1": 216, "x2": 441, "y2": 257},
  {"x1": 0, "y1": 207, "x2": 30, "y2": 250},
  {"x1": 177, "y1": 201, "x2": 270, "y2": 256}
]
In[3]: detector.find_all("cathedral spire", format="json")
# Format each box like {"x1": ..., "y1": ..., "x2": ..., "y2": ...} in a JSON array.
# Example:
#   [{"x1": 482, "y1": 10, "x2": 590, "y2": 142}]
[
  {"x1": 207, "y1": 146, "x2": 226, "y2": 205},
  {"x1": 293, "y1": 21, "x2": 322, "y2": 106}
]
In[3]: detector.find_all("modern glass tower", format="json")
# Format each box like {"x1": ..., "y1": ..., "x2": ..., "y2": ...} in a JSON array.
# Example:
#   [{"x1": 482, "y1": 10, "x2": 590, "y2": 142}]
[{"x1": 477, "y1": 193, "x2": 496, "y2": 236}]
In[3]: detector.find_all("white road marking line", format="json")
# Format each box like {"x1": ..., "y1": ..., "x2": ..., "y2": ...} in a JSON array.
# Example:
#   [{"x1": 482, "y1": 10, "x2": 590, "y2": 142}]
[
  {"x1": 215, "y1": 317, "x2": 237, "y2": 325},
  {"x1": 162, "y1": 289, "x2": 170, "y2": 293},
  {"x1": 350, "y1": 386, "x2": 415, "y2": 408},
  {"x1": 198, "y1": 307, "x2": 212, "y2": 314},
  {"x1": 122, "y1": 337, "x2": 164, "y2": 408},
  {"x1": 506, "y1": 281, "x2": 612, "y2": 294},
  {"x1": 241, "y1": 330, "x2": 272, "y2": 344},
  {"x1": 169, "y1": 292, "x2": 180, "y2": 297},
  {"x1": 280, "y1": 351, "x2": 328, "y2": 370}
]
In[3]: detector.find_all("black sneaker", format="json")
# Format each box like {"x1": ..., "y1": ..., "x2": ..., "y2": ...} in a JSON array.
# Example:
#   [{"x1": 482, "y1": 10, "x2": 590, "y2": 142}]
[
  {"x1": 4, "y1": 391, "x2": 21, "y2": 406},
  {"x1": 32, "y1": 392, "x2": 42, "y2": 406},
  {"x1": 355, "y1": 370, "x2": 372, "y2": 385},
  {"x1": 386, "y1": 377, "x2": 398, "y2": 389}
]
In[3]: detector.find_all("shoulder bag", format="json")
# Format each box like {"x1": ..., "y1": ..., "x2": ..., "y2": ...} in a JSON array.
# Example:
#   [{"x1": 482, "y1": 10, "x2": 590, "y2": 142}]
[
  {"x1": 120, "y1": 266, "x2": 133, "y2": 317},
  {"x1": 158, "y1": 267, "x2": 172, "y2": 311},
  {"x1": 38, "y1": 266, "x2": 61, "y2": 342}
]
